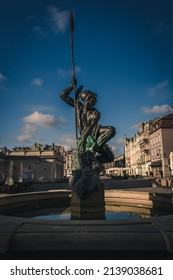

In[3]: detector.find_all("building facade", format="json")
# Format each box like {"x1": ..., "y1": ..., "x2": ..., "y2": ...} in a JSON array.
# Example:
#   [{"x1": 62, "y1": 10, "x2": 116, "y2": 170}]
[
  {"x1": 124, "y1": 127, "x2": 147, "y2": 176},
  {"x1": 124, "y1": 114, "x2": 173, "y2": 178},
  {"x1": 64, "y1": 148, "x2": 78, "y2": 178},
  {"x1": 138, "y1": 122, "x2": 151, "y2": 176},
  {"x1": 149, "y1": 114, "x2": 173, "y2": 177},
  {"x1": 0, "y1": 143, "x2": 65, "y2": 183}
]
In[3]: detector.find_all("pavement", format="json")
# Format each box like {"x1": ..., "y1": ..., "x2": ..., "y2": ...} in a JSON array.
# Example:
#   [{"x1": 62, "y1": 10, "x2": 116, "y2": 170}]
[{"x1": 29, "y1": 177, "x2": 173, "y2": 194}]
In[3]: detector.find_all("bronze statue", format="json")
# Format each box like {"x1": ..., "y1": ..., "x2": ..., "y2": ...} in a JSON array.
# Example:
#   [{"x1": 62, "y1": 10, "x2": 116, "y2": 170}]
[
  {"x1": 60, "y1": 78, "x2": 116, "y2": 198},
  {"x1": 59, "y1": 12, "x2": 116, "y2": 198},
  {"x1": 60, "y1": 77, "x2": 115, "y2": 163}
]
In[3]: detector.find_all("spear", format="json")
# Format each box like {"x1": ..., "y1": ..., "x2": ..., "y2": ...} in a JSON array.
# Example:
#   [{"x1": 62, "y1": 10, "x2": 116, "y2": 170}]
[{"x1": 69, "y1": 12, "x2": 78, "y2": 139}]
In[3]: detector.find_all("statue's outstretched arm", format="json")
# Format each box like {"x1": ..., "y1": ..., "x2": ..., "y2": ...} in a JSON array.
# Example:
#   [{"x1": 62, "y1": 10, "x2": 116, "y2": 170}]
[{"x1": 60, "y1": 84, "x2": 74, "y2": 107}]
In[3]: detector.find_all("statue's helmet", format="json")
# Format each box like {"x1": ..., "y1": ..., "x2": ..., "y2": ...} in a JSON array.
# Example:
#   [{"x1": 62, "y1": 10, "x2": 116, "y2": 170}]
[{"x1": 79, "y1": 90, "x2": 97, "y2": 102}]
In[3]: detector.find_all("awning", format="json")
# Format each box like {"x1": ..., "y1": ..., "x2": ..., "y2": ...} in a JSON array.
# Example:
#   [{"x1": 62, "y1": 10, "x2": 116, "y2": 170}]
[{"x1": 150, "y1": 161, "x2": 162, "y2": 167}]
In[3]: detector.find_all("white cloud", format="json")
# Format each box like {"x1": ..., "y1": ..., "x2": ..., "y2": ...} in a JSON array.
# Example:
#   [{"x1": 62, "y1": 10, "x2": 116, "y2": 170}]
[
  {"x1": 17, "y1": 124, "x2": 37, "y2": 142},
  {"x1": 16, "y1": 135, "x2": 30, "y2": 142},
  {"x1": 21, "y1": 123, "x2": 38, "y2": 135},
  {"x1": 0, "y1": 73, "x2": 7, "y2": 83},
  {"x1": 23, "y1": 111, "x2": 57, "y2": 127},
  {"x1": 58, "y1": 66, "x2": 81, "y2": 78},
  {"x1": 32, "y1": 78, "x2": 44, "y2": 86},
  {"x1": 142, "y1": 104, "x2": 173, "y2": 114},
  {"x1": 147, "y1": 79, "x2": 169, "y2": 97},
  {"x1": 16, "y1": 111, "x2": 69, "y2": 143},
  {"x1": 48, "y1": 6, "x2": 69, "y2": 33}
]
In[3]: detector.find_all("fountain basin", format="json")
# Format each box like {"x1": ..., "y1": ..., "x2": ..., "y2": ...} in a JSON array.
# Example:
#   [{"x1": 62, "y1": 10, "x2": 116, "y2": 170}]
[
  {"x1": 1, "y1": 189, "x2": 172, "y2": 217},
  {"x1": 0, "y1": 189, "x2": 173, "y2": 259}
]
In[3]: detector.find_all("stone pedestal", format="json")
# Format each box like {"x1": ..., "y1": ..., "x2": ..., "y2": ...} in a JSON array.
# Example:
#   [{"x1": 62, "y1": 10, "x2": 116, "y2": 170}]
[{"x1": 71, "y1": 183, "x2": 105, "y2": 220}]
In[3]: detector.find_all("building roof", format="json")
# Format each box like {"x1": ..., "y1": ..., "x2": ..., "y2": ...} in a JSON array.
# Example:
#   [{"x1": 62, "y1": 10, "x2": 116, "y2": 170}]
[{"x1": 149, "y1": 113, "x2": 173, "y2": 135}]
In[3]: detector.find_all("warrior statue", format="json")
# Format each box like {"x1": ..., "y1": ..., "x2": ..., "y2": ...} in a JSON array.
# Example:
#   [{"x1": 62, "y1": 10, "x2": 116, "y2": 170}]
[
  {"x1": 59, "y1": 13, "x2": 116, "y2": 198},
  {"x1": 60, "y1": 77, "x2": 116, "y2": 198},
  {"x1": 60, "y1": 77, "x2": 115, "y2": 161}
]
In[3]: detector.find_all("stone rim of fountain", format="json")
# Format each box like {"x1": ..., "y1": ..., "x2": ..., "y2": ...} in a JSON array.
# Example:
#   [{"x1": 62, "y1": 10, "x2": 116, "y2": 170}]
[{"x1": 0, "y1": 189, "x2": 173, "y2": 258}]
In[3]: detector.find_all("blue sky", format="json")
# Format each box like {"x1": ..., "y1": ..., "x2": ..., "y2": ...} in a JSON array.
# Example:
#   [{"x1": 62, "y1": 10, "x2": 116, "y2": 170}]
[{"x1": 0, "y1": 0, "x2": 173, "y2": 155}]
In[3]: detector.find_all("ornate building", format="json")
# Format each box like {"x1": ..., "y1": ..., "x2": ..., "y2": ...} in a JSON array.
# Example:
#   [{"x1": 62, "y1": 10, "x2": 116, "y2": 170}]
[
  {"x1": 124, "y1": 113, "x2": 173, "y2": 178},
  {"x1": 0, "y1": 143, "x2": 65, "y2": 183},
  {"x1": 149, "y1": 114, "x2": 173, "y2": 177},
  {"x1": 124, "y1": 130, "x2": 144, "y2": 176}
]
